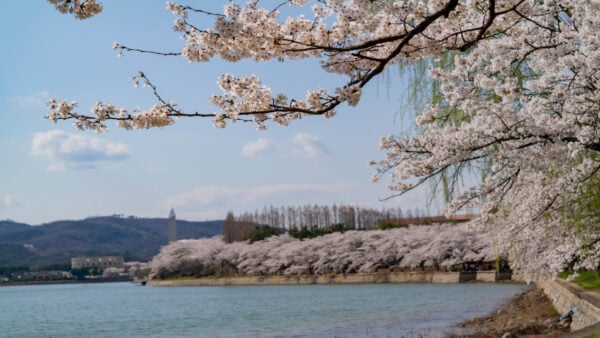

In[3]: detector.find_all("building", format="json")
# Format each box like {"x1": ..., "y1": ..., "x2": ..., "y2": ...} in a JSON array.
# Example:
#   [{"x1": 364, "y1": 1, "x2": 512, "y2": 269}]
[
  {"x1": 168, "y1": 208, "x2": 177, "y2": 243},
  {"x1": 71, "y1": 256, "x2": 124, "y2": 270}
]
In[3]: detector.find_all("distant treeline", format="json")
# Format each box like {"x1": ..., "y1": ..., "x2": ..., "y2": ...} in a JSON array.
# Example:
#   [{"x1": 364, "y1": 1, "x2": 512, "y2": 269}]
[{"x1": 222, "y1": 204, "x2": 429, "y2": 243}]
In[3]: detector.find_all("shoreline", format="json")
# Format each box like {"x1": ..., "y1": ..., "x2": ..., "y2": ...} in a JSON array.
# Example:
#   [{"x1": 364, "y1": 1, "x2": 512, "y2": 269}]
[
  {"x1": 450, "y1": 286, "x2": 571, "y2": 337},
  {"x1": 6, "y1": 274, "x2": 593, "y2": 336},
  {"x1": 148, "y1": 270, "x2": 514, "y2": 286},
  {"x1": 0, "y1": 278, "x2": 131, "y2": 287},
  {"x1": 150, "y1": 273, "x2": 596, "y2": 336}
]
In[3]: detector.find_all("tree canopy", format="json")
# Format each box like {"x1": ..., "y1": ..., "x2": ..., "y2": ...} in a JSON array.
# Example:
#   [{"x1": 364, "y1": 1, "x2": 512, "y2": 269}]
[
  {"x1": 47, "y1": 0, "x2": 600, "y2": 281},
  {"x1": 150, "y1": 224, "x2": 494, "y2": 279}
]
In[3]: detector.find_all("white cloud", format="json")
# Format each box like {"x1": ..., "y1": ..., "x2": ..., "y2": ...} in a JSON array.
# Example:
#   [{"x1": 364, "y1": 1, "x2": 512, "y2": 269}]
[
  {"x1": 32, "y1": 130, "x2": 131, "y2": 171},
  {"x1": 158, "y1": 183, "x2": 358, "y2": 220},
  {"x1": 292, "y1": 132, "x2": 328, "y2": 158},
  {"x1": 241, "y1": 138, "x2": 277, "y2": 158},
  {"x1": 7, "y1": 90, "x2": 50, "y2": 108},
  {"x1": 241, "y1": 133, "x2": 328, "y2": 159},
  {"x1": 1, "y1": 195, "x2": 23, "y2": 208}
]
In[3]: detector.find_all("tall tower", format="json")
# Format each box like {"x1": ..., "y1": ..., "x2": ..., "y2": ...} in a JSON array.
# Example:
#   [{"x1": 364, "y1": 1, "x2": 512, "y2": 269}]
[{"x1": 168, "y1": 208, "x2": 177, "y2": 243}]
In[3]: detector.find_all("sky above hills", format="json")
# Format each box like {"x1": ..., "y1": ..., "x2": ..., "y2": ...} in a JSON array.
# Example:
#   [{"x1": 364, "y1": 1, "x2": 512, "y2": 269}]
[{"x1": 0, "y1": 1, "x2": 435, "y2": 224}]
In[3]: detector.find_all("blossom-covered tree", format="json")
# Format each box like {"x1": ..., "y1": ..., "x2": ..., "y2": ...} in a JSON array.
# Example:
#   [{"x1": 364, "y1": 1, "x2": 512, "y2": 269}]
[
  {"x1": 149, "y1": 224, "x2": 495, "y2": 279},
  {"x1": 48, "y1": 1, "x2": 599, "y2": 280}
]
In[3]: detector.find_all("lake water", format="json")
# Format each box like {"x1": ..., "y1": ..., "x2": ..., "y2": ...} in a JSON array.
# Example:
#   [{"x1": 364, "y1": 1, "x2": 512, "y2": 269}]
[{"x1": 0, "y1": 282, "x2": 528, "y2": 337}]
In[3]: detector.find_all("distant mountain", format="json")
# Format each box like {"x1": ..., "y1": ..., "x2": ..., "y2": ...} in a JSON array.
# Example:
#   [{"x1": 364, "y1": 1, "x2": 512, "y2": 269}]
[
  {"x1": 0, "y1": 217, "x2": 222, "y2": 268},
  {"x1": 0, "y1": 220, "x2": 30, "y2": 236},
  {"x1": 0, "y1": 242, "x2": 39, "y2": 267}
]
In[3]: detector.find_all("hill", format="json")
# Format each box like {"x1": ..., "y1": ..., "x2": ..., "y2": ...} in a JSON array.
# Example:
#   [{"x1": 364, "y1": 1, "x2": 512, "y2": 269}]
[{"x1": 0, "y1": 216, "x2": 222, "y2": 268}]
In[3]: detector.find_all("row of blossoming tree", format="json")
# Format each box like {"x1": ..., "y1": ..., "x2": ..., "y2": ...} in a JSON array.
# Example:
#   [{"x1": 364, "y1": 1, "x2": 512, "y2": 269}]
[
  {"x1": 47, "y1": 0, "x2": 599, "y2": 281},
  {"x1": 150, "y1": 223, "x2": 494, "y2": 279}
]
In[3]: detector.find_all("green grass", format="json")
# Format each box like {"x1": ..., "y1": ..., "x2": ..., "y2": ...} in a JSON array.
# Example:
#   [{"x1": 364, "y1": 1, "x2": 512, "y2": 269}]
[
  {"x1": 560, "y1": 270, "x2": 600, "y2": 293},
  {"x1": 583, "y1": 333, "x2": 600, "y2": 338}
]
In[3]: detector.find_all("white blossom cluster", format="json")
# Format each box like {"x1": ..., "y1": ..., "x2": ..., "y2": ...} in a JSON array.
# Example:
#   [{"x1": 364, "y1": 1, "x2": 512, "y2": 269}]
[
  {"x1": 149, "y1": 223, "x2": 495, "y2": 280},
  {"x1": 47, "y1": 97, "x2": 174, "y2": 132},
  {"x1": 48, "y1": 0, "x2": 494, "y2": 131},
  {"x1": 47, "y1": 0, "x2": 102, "y2": 20},
  {"x1": 369, "y1": 1, "x2": 600, "y2": 280}
]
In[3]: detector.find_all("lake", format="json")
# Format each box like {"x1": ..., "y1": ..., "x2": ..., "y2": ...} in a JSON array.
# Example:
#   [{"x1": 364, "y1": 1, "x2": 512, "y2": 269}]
[{"x1": 0, "y1": 282, "x2": 528, "y2": 337}]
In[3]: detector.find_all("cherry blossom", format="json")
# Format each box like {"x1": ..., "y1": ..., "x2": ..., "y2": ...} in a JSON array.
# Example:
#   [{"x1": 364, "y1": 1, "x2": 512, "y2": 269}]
[
  {"x1": 149, "y1": 222, "x2": 495, "y2": 280},
  {"x1": 48, "y1": 0, "x2": 102, "y2": 20},
  {"x1": 48, "y1": 1, "x2": 600, "y2": 280}
]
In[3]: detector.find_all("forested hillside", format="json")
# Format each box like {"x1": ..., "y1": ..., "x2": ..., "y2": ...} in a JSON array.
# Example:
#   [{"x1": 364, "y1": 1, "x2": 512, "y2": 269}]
[{"x1": 0, "y1": 216, "x2": 222, "y2": 268}]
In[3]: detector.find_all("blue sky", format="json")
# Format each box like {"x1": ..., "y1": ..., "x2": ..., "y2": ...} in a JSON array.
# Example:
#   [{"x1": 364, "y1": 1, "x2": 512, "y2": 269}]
[{"x1": 0, "y1": 1, "x2": 436, "y2": 224}]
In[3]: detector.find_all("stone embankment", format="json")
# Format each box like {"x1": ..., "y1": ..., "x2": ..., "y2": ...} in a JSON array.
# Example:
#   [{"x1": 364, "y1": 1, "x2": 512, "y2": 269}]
[
  {"x1": 540, "y1": 278, "x2": 600, "y2": 332},
  {"x1": 456, "y1": 280, "x2": 600, "y2": 337},
  {"x1": 148, "y1": 270, "x2": 511, "y2": 286}
]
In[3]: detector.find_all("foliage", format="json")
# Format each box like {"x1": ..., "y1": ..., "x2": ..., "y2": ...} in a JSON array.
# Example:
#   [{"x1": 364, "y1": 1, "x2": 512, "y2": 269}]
[
  {"x1": 583, "y1": 334, "x2": 600, "y2": 338},
  {"x1": 0, "y1": 265, "x2": 30, "y2": 275},
  {"x1": 561, "y1": 270, "x2": 600, "y2": 294},
  {"x1": 132, "y1": 267, "x2": 151, "y2": 279},
  {"x1": 249, "y1": 225, "x2": 284, "y2": 243},
  {"x1": 377, "y1": 221, "x2": 408, "y2": 230},
  {"x1": 222, "y1": 212, "x2": 260, "y2": 243},
  {"x1": 0, "y1": 243, "x2": 39, "y2": 267},
  {"x1": 225, "y1": 204, "x2": 412, "y2": 242},
  {"x1": 233, "y1": 204, "x2": 408, "y2": 231},
  {"x1": 288, "y1": 223, "x2": 357, "y2": 240},
  {"x1": 150, "y1": 222, "x2": 495, "y2": 279},
  {"x1": 48, "y1": 1, "x2": 600, "y2": 281},
  {"x1": 70, "y1": 268, "x2": 89, "y2": 280},
  {"x1": 39, "y1": 263, "x2": 71, "y2": 271},
  {"x1": 0, "y1": 216, "x2": 222, "y2": 267}
]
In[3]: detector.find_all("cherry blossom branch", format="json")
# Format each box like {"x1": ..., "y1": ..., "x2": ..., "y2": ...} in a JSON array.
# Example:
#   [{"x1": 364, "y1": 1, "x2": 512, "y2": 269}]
[
  {"x1": 113, "y1": 42, "x2": 181, "y2": 57},
  {"x1": 177, "y1": 4, "x2": 225, "y2": 17},
  {"x1": 47, "y1": 1, "x2": 600, "y2": 279}
]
